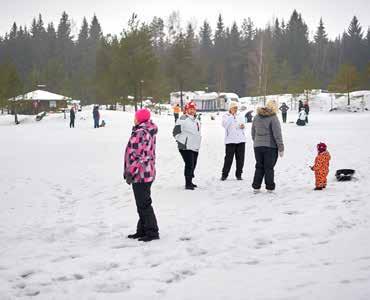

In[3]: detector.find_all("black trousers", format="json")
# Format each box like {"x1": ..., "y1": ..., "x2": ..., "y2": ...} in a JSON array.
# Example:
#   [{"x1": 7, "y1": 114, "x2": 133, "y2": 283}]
[
  {"x1": 132, "y1": 182, "x2": 159, "y2": 237},
  {"x1": 222, "y1": 143, "x2": 245, "y2": 178},
  {"x1": 282, "y1": 112, "x2": 287, "y2": 123},
  {"x1": 179, "y1": 150, "x2": 198, "y2": 178},
  {"x1": 70, "y1": 118, "x2": 75, "y2": 128},
  {"x1": 94, "y1": 118, "x2": 99, "y2": 128},
  {"x1": 252, "y1": 147, "x2": 278, "y2": 190},
  {"x1": 174, "y1": 113, "x2": 179, "y2": 123}
]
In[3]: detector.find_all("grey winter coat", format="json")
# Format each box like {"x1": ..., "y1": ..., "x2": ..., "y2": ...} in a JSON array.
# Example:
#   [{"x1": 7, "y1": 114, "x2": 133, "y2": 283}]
[{"x1": 251, "y1": 107, "x2": 284, "y2": 152}]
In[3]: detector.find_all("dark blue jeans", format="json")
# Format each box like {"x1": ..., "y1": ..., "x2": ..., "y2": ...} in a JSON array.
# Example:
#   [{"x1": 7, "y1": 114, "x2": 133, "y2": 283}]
[{"x1": 94, "y1": 118, "x2": 99, "y2": 128}]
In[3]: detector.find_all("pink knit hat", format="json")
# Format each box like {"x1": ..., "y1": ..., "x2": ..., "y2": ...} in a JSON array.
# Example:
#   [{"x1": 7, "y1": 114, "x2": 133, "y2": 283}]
[{"x1": 135, "y1": 109, "x2": 151, "y2": 124}]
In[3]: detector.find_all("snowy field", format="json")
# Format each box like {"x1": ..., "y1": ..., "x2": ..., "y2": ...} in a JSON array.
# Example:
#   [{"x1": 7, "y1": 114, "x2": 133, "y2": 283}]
[{"x1": 1, "y1": 107, "x2": 370, "y2": 299}]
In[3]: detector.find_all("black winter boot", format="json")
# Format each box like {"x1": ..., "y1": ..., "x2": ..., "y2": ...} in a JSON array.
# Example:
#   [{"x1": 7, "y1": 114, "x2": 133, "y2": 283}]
[
  {"x1": 185, "y1": 177, "x2": 194, "y2": 190},
  {"x1": 127, "y1": 233, "x2": 145, "y2": 239}
]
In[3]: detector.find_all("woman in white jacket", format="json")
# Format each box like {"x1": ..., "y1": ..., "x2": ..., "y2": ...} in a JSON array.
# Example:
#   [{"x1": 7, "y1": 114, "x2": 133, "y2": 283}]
[
  {"x1": 221, "y1": 101, "x2": 246, "y2": 181},
  {"x1": 173, "y1": 101, "x2": 202, "y2": 190}
]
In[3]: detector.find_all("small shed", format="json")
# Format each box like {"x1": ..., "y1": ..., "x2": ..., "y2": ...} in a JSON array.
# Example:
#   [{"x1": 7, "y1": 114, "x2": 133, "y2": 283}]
[{"x1": 9, "y1": 90, "x2": 71, "y2": 115}]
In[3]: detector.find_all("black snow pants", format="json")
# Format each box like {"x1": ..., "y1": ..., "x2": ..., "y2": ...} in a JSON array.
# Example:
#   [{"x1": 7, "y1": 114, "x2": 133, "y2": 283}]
[
  {"x1": 132, "y1": 182, "x2": 159, "y2": 238},
  {"x1": 222, "y1": 142, "x2": 245, "y2": 178},
  {"x1": 282, "y1": 112, "x2": 287, "y2": 123},
  {"x1": 252, "y1": 147, "x2": 278, "y2": 190},
  {"x1": 179, "y1": 150, "x2": 198, "y2": 186}
]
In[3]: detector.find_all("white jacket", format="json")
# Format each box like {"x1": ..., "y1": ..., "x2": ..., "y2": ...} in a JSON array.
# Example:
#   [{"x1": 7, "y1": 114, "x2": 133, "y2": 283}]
[
  {"x1": 173, "y1": 114, "x2": 202, "y2": 152},
  {"x1": 222, "y1": 112, "x2": 246, "y2": 144},
  {"x1": 298, "y1": 110, "x2": 307, "y2": 121}
]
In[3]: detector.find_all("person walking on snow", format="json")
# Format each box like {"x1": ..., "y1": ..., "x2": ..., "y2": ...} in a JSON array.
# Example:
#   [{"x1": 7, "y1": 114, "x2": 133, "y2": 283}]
[
  {"x1": 69, "y1": 107, "x2": 75, "y2": 128},
  {"x1": 221, "y1": 101, "x2": 246, "y2": 181},
  {"x1": 296, "y1": 107, "x2": 307, "y2": 126},
  {"x1": 310, "y1": 142, "x2": 331, "y2": 190},
  {"x1": 173, "y1": 104, "x2": 181, "y2": 123},
  {"x1": 173, "y1": 101, "x2": 202, "y2": 190},
  {"x1": 303, "y1": 100, "x2": 310, "y2": 123},
  {"x1": 279, "y1": 102, "x2": 289, "y2": 123},
  {"x1": 124, "y1": 108, "x2": 159, "y2": 242},
  {"x1": 251, "y1": 100, "x2": 284, "y2": 192},
  {"x1": 93, "y1": 106, "x2": 100, "y2": 128}
]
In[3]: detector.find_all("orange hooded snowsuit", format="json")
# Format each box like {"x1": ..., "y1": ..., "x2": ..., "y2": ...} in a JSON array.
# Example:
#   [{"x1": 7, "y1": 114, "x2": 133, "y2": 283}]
[{"x1": 312, "y1": 151, "x2": 331, "y2": 188}]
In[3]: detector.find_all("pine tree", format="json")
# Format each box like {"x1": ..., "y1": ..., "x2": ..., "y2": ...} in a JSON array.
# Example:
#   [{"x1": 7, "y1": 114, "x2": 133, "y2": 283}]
[
  {"x1": 313, "y1": 18, "x2": 329, "y2": 87},
  {"x1": 89, "y1": 15, "x2": 102, "y2": 41},
  {"x1": 214, "y1": 14, "x2": 227, "y2": 92},
  {"x1": 284, "y1": 10, "x2": 310, "y2": 75},
  {"x1": 199, "y1": 21, "x2": 213, "y2": 87},
  {"x1": 78, "y1": 18, "x2": 89, "y2": 43},
  {"x1": 343, "y1": 16, "x2": 365, "y2": 71}
]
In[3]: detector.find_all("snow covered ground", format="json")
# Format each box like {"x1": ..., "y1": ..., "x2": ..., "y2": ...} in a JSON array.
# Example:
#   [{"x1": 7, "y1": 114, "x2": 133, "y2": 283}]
[{"x1": 1, "y1": 107, "x2": 370, "y2": 299}]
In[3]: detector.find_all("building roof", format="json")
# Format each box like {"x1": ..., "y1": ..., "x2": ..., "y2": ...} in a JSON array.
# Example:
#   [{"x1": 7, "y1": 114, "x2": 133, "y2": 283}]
[{"x1": 9, "y1": 90, "x2": 72, "y2": 101}]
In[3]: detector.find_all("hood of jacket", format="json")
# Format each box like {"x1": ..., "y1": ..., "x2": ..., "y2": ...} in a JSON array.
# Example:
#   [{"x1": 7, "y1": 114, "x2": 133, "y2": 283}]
[
  {"x1": 133, "y1": 120, "x2": 158, "y2": 136},
  {"x1": 257, "y1": 107, "x2": 276, "y2": 117}
]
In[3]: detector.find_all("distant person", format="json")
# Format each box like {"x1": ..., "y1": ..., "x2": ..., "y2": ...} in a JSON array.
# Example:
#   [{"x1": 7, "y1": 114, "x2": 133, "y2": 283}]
[
  {"x1": 279, "y1": 102, "x2": 289, "y2": 123},
  {"x1": 251, "y1": 100, "x2": 284, "y2": 192},
  {"x1": 296, "y1": 108, "x2": 307, "y2": 126},
  {"x1": 173, "y1": 104, "x2": 181, "y2": 123},
  {"x1": 69, "y1": 107, "x2": 75, "y2": 128},
  {"x1": 173, "y1": 101, "x2": 201, "y2": 190},
  {"x1": 124, "y1": 108, "x2": 159, "y2": 242},
  {"x1": 221, "y1": 101, "x2": 246, "y2": 181},
  {"x1": 100, "y1": 120, "x2": 106, "y2": 127},
  {"x1": 310, "y1": 143, "x2": 331, "y2": 190},
  {"x1": 298, "y1": 100, "x2": 304, "y2": 112},
  {"x1": 245, "y1": 110, "x2": 253, "y2": 123},
  {"x1": 93, "y1": 106, "x2": 100, "y2": 128},
  {"x1": 303, "y1": 100, "x2": 310, "y2": 123}
]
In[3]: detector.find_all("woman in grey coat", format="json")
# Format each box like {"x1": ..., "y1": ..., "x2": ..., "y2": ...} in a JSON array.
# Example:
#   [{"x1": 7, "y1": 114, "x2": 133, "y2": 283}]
[{"x1": 251, "y1": 100, "x2": 284, "y2": 192}]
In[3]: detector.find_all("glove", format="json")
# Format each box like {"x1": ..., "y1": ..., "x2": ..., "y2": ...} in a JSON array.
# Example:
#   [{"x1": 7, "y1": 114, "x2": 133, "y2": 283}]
[
  {"x1": 278, "y1": 151, "x2": 284, "y2": 158},
  {"x1": 124, "y1": 172, "x2": 133, "y2": 185}
]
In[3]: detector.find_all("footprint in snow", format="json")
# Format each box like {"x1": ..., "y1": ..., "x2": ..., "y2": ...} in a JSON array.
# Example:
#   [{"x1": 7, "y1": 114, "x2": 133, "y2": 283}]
[
  {"x1": 254, "y1": 218, "x2": 273, "y2": 223},
  {"x1": 95, "y1": 282, "x2": 130, "y2": 293}
]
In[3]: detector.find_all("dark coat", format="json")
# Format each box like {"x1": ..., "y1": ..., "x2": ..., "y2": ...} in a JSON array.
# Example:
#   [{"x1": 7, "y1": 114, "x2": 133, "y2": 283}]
[
  {"x1": 279, "y1": 104, "x2": 289, "y2": 113},
  {"x1": 304, "y1": 104, "x2": 310, "y2": 114},
  {"x1": 70, "y1": 108, "x2": 75, "y2": 119},
  {"x1": 93, "y1": 107, "x2": 100, "y2": 119}
]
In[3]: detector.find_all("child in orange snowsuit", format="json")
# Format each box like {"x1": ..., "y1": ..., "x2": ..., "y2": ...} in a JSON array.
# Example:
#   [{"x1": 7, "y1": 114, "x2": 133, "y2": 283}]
[{"x1": 310, "y1": 142, "x2": 331, "y2": 190}]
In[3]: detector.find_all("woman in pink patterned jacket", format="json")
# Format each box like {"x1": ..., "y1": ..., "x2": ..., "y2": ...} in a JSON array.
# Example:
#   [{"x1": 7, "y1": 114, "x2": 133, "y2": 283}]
[{"x1": 124, "y1": 109, "x2": 159, "y2": 242}]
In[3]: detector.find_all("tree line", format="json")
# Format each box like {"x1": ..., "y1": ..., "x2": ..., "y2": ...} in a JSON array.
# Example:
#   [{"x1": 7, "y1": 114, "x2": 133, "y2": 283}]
[{"x1": 0, "y1": 10, "x2": 369, "y2": 109}]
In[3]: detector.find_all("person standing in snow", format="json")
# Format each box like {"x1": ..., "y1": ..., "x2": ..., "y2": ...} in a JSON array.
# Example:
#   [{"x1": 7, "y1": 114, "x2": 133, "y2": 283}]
[
  {"x1": 173, "y1": 104, "x2": 181, "y2": 123},
  {"x1": 251, "y1": 100, "x2": 284, "y2": 192},
  {"x1": 303, "y1": 100, "x2": 310, "y2": 123},
  {"x1": 69, "y1": 107, "x2": 75, "y2": 128},
  {"x1": 93, "y1": 106, "x2": 100, "y2": 128},
  {"x1": 296, "y1": 107, "x2": 307, "y2": 126},
  {"x1": 221, "y1": 101, "x2": 246, "y2": 181},
  {"x1": 124, "y1": 108, "x2": 159, "y2": 242},
  {"x1": 310, "y1": 142, "x2": 331, "y2": 190},
  {"x1": 298, "y1": 100, "x2": 304, "y2": 112},
  {"x1": 279, "y1": 102, "x2": 289, "y2": 123},
  {"x1": 245, "y1": 110, "x2": 253, "y2": 123},
  {"x1": 173, "y1": 101, "x2": 202, "y2": 190}
]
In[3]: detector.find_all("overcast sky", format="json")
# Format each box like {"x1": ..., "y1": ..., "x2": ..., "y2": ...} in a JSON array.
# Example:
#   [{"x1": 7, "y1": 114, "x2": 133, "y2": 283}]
[{"x1": 0, "y1": 0, "x2": 369, "y2": 39}]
